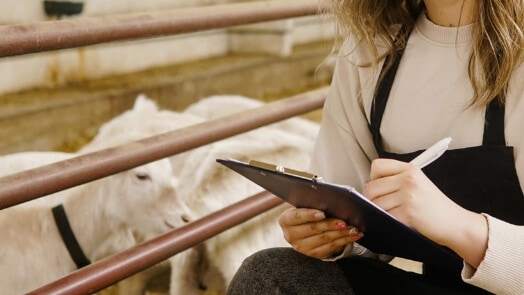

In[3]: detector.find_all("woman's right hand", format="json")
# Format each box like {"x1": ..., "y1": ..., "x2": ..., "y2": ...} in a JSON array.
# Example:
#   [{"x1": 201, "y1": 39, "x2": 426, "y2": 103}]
[{"x1": 278, "y1": 207, "x2": 364, "y2": 259}]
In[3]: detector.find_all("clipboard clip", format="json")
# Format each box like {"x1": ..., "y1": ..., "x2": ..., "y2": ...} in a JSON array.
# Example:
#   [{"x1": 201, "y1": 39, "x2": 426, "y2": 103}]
[{"x1": 249, "y1": 160, "x2": 324, "y2": 182}]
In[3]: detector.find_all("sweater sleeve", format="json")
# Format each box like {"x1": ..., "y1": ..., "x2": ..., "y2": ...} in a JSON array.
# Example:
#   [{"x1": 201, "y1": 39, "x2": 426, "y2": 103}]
[
  {"x1": 311, "y1": 38, "x2": 384, "y2": 261},
  {"x1": 308, "y1": 39, "x2": 378, "y2": 191},
  {"x1": 462, "y1": 214, "x2": 524, "y2": 294}
]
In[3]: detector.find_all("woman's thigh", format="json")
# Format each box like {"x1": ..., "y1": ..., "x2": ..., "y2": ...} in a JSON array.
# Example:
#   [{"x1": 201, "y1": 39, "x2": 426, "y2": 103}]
[{"x1": 227, "y1": 247, "x2": 355, "y2": 295}]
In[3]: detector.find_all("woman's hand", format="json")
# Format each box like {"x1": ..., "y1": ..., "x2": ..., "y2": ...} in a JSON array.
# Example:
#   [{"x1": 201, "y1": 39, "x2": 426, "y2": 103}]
[
  {"x1": 278, "y1": 207, "x2": 363, "y2": 259},
  {"x1": 363, "y1": 158, "x2": 488, "y2": 267}
]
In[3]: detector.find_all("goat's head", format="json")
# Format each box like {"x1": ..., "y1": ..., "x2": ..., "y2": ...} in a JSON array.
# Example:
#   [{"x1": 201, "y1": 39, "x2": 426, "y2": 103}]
[{"x1": 102, "y1": 158, "x2": 192, "y2": 242}]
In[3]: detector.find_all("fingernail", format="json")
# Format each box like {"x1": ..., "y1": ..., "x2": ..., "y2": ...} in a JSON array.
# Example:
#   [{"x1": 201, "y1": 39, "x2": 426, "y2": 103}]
[
  {"x1": 313, "y1": 212, "x2": 325, "y2": 220},
  {"x1": 335, "y1": 221, "x2": 346, "y2": 229},
  {"x1": 349, "y1": 228, "x2": 359, "y2": 235}
]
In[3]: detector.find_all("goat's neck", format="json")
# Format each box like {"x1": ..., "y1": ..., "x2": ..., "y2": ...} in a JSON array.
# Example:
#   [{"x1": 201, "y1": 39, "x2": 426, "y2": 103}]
[{"x1": 61, "y1": 183, "x2": 134, "y2": 262}]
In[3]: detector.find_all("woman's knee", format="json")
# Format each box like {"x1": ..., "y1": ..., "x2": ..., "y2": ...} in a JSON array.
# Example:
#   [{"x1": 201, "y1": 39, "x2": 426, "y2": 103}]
[
  {"x1": 232, "y1": 247, "x2": 297, "y2": 278},
  {"x1": 228, "y1": 247, "x2": 354, "y2": 295},
  {"x1": 227, "y1": 248, "x2": 295, "y2": 294}
]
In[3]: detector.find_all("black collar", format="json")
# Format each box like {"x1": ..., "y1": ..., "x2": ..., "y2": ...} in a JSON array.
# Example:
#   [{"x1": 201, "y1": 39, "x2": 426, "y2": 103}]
[{"x1": 52, "y1": 204, "x2": 91, "y2": 268}]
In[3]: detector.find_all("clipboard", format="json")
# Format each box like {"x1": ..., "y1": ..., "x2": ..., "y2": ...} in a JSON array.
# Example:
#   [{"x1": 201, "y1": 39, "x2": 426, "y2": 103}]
[{"x1": 217, "y1": 158, "x2": 461, "y2": 270}]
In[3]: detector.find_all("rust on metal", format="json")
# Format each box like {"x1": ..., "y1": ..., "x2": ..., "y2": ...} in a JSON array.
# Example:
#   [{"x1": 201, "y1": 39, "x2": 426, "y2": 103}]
[{"x1": 0, "y1": 0, "x2": 322, "y2": 57}]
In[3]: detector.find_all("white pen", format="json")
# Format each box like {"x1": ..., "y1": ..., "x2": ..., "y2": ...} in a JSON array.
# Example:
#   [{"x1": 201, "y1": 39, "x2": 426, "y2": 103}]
[{"x1": 410, "y1": 137, "x2": 452, "y2": 169}]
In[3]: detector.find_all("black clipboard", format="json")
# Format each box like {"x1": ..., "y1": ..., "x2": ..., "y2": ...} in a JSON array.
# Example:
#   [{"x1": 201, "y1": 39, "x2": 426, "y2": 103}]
[{"x1": 217, "y1": 158, "x2": 461, "y2": 270}]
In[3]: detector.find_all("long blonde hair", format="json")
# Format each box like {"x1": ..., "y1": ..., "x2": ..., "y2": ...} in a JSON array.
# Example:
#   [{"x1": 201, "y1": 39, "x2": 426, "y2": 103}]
[{"x1": 324, "y1": 0, "x2": 524, "y2": 106}]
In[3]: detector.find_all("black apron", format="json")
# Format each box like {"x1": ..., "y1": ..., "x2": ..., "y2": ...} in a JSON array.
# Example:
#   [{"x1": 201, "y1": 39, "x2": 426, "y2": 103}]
[{"x1": 367, "y1": 39, "x2": 524, "y2": 291}]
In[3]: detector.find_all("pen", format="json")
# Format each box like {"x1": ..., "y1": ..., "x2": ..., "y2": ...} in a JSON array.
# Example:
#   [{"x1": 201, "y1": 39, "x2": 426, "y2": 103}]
[{"x1": 410, "y1": 137, "x2": 452, "y2": 169}]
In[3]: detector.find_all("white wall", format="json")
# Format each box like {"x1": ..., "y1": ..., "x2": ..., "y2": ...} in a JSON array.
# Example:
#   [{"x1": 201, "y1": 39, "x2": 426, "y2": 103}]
[
  {"x1": 0, "y1": 0, "x2": 333, "y2": 95},
  {"x1": 0, "y1": 0, "x2": 237, "y2": 24}
]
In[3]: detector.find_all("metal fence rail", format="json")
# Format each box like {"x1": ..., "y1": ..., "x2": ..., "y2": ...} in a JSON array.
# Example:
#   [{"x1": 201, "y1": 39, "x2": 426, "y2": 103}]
[{"x1": 0, "y1": 0, "x2": 322, "y2": 57}]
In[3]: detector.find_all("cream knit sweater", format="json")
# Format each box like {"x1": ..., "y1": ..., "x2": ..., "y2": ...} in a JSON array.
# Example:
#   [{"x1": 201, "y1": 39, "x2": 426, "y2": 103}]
[{"x1": 309, "y1": 13, "x2": 524, "y2": 295}]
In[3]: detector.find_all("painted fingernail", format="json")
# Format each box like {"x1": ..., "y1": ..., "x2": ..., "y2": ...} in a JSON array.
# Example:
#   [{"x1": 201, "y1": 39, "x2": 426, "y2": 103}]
[{"x1": 335, "y1": 221, "x2": 346, "y2": 229}]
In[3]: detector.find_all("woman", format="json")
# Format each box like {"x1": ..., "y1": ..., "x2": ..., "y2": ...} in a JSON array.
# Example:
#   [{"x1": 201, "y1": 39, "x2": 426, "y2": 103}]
[{"x1": 227, "y1": 0, "x2": 524, "y2": 294}]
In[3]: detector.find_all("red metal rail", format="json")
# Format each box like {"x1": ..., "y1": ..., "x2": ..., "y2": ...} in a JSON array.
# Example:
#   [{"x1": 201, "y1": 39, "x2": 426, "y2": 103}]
[{"x1": 0, "y1": 0, "x2": 322, "y2": 57}]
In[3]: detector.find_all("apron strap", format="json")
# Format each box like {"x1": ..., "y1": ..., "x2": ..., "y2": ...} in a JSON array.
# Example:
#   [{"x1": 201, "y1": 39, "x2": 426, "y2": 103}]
[
  {"x1": 483, "y1": 99, "x2": 506, "y2": 146},
  {"x1": 369, "y1": 52, "x2": 401, "y2": 151},
  {"x1": 369, "y1": 26, "x2": 410, "y2": 151}
]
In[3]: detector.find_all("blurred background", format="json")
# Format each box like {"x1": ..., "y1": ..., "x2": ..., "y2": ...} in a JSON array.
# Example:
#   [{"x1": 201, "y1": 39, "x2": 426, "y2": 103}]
[{"x1": 0, "y1": 0, "x2": 335, "y2": 155}]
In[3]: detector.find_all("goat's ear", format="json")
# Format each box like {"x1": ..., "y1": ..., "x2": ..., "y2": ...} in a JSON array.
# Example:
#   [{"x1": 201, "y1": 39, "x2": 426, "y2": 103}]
[{"x1": 134, "y1": 94, "x2": 158, "y2": 112}]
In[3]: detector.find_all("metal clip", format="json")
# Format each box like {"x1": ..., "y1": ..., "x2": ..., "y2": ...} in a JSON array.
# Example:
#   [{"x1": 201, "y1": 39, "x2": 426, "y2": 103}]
[{"x1": 249, "y1": 159, "x2": 318, "y2": 181}]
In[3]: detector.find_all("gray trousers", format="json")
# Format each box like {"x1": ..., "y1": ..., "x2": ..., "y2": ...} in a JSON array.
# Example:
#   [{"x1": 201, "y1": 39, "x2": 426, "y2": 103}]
[
  {"x1": 226, "y1": 247, "x2": 491, "y2": 295},
  {"x1": 227, "y1": 247, "x2": 355, "y2": 295}
]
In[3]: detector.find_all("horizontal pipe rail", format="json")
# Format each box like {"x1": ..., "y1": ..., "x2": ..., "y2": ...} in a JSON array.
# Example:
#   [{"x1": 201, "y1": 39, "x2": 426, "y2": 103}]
[
  {"x1": 0, "y1": 87, "x2": 327, "y2": 210},
  {"x1": 0, "y1": 0, "x2": 322, "y2": 57},
  {"x1": 28, "y1": 190, "x2": 283, "y2": 294}
]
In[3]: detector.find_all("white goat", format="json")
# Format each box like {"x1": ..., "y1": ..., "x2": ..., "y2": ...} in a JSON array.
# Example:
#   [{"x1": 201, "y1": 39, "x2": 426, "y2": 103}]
[
  {"x1": 81, "y1": 94, "x2": 205, "y2": 176},
  {"x1": 79, "y1": 96, "x2": 207, "y2": 294},
  {"x1": 81, "y1": 94, "x2": 319, "y2": 294},
  {"x1": 0, "y1": 139, "x2": 192, "y2": 294},
  {"x1": 184, "y1": 94, "x2": 320, "y2": 142},
  {"x1": 170, "y1": 127, "x2": 316, "y2": 295},
  {"x1": 170, "y1": 97, "x2": 318, "y2": 294}
]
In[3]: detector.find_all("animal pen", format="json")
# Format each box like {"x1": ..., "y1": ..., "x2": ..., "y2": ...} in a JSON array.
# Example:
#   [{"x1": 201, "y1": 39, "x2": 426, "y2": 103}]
[{"x1": 0, "y1": 0, "x2": 329, "y2": 294}]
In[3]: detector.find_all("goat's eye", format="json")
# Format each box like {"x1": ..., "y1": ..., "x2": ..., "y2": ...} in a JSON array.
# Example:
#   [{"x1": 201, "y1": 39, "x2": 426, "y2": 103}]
[{"x1": 136, "y1": 173, "x2": 151, "y2": 181}]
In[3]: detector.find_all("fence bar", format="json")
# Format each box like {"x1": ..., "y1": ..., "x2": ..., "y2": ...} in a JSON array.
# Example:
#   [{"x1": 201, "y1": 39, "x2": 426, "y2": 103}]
[
  {"x1": 0, "y1": 0, "x2": 322, "y2": 57},
  {"x1": 0, "y1": 87, "x2": 327, "y2": 210},
  {"x1": 27, "y1": 190, "x2": 282, "y2": 294}
]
